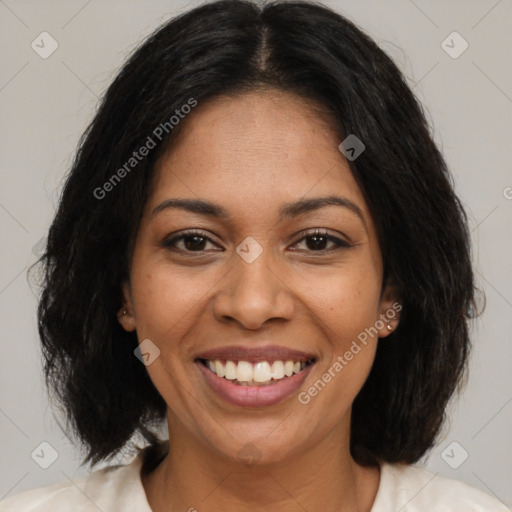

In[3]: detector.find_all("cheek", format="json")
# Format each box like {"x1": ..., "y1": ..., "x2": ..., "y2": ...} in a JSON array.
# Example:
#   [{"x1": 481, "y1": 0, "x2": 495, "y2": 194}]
[
  {"x1": 130, "y1": 262, "x2": 212, "y2": 342},
  {"x1": 295, "y1": 264, "x2": 381, "y2": 403},
  {"x1": 129, "y1": 263, "x2": 209, "y2": 401},
  {"x1": 296, "y1": 263, "x2": 382, "y2": 345}
]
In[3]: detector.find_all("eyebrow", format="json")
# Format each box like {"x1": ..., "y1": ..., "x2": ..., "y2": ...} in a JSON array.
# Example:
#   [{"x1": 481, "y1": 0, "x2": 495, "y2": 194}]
[{"x1": 151, "y1": 196, "x2": 366, "y2": 227}]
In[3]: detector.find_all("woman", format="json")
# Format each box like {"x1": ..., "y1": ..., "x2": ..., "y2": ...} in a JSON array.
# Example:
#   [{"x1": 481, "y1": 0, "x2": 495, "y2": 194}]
[{"x1": 1, "y1": 0, "x2": 507, "y2": 510}]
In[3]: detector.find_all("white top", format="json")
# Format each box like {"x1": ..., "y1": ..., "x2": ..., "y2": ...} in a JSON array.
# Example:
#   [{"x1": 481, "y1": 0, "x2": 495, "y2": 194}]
[{"x1": 0, "y1": 448, "x2": 508, "y2": 511}]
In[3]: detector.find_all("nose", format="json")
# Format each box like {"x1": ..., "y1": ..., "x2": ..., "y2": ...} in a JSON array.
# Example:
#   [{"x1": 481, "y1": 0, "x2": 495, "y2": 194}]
[{"x1": 212, "y1": 247, "x2": 295, "y2": 330}]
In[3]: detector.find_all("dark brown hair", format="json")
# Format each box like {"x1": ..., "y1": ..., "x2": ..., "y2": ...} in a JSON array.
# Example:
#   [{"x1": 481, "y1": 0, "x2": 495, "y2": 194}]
[{"x1": 30, "y1": 0, "x2": 479, "y2": 467}]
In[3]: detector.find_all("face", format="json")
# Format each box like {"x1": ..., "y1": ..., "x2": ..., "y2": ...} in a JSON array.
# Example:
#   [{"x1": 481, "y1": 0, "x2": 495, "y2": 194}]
[{"x1": 119, "y1": 90, "x2": 399, "y2": 465}]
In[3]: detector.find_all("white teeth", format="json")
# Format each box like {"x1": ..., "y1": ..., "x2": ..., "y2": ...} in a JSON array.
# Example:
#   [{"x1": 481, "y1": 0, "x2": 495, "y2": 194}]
[
  {"x1": 236, "y1": 361, "x2": 253, "y2": 382},
  {"x1": 204, "y1": 358, "x2": 311, "y2": 385},
  {"x1": 271, "y1": 360, "x2": 285, "y2": 379},
  {"x1": 224, "y1": 360, "x2": 237, "y2": 380},
  {"x1": 214, "y1": 360, "x2": 225, "y2": 378},
  {"x1": 253, "y1": 361, "x2": 272, "y2": 382}
]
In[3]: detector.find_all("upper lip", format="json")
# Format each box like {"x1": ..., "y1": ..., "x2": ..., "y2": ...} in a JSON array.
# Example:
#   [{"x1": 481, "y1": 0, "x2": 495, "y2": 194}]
[{"x1": 195, "y1": 345, "x2": 316, "y2": 364}]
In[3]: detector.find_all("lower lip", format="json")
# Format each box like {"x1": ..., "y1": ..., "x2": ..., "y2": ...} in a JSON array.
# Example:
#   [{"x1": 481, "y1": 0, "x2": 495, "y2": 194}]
[{"x1": 196, "y1": 361, "x2": 315, "y2": 407}]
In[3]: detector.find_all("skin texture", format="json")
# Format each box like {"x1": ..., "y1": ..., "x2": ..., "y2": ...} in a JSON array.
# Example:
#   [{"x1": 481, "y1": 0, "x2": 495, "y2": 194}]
[{"x1": 118, "y1": 90, "x2": 400, "y2": 512}]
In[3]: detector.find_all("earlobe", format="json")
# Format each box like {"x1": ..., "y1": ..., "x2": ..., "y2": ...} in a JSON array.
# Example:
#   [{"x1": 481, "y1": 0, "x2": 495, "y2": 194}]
[
  {"x1": 378, "y1": 281, "x2": 402, "y2": 338},
  {"x1": 117, "y1": 306, "x2": 136, "y2": 332},
  {"x1": 379, "y1": 311, "x2": 400, "y2": 337},
  {"x1": 118, "y1": 280, "x2": 136, "y2": 332},
  {"x1": 377, "y1": 302, "x2": 401, "y2": 338}
]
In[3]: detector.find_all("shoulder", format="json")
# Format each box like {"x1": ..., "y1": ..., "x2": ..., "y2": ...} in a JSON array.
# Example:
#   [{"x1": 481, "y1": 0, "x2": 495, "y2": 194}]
[
  {"x1": 0, "y1": 452, "x2": 151, "y2": 512},
  {"x1": 372, "y1": 462, "x2": 509, "y2": 511}
]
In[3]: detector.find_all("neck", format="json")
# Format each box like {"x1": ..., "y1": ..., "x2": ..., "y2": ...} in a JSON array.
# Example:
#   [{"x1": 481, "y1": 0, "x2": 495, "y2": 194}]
[{"x1": 141, "y1": 420, "x2": 380, "y2": 512}]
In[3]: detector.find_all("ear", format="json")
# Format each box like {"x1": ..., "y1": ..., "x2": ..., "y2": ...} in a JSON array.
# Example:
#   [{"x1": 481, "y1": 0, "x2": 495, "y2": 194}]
[
  {"x1": 117, "y1": 279, "x2": 136, "y2": 332},
  {"x1": 376, "y1": 280, "x2": 402, "y2": 339}
]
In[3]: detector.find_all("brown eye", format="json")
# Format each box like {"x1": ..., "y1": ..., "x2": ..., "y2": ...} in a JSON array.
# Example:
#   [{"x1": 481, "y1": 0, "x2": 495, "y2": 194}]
[
  {"x1": 163, "y1": 230, "x2": 220, "y2": 253},
  {"x1": 290, "y1": 229, "x2": 350, "y2": 253}
]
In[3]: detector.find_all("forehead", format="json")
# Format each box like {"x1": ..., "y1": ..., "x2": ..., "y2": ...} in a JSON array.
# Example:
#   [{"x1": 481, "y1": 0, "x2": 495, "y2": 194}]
[{"x1": 147, "y1": 90, "x2": 370, "y2": 222}]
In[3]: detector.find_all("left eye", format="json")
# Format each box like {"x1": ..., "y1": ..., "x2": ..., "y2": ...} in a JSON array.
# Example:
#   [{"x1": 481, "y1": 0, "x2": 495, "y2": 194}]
[{"x1": 290, "y1": 229, "x2": 350, "y2": 252}]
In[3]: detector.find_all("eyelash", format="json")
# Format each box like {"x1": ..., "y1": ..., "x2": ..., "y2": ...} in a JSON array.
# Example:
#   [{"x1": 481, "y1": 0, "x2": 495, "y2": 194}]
[{"x1": 162, "y1": 228, "x2": 351, "y2": 255}]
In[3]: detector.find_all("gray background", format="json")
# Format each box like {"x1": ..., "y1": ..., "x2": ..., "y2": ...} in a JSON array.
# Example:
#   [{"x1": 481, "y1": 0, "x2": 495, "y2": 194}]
[{"x1": 1, "y1": 0, "x2": 511, "y2": 507}]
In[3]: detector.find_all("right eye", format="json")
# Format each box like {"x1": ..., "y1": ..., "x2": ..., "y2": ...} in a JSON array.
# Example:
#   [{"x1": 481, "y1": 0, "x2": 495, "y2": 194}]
[{"x1": 162, "y1": 230, "x2": 222, "y2": 254}]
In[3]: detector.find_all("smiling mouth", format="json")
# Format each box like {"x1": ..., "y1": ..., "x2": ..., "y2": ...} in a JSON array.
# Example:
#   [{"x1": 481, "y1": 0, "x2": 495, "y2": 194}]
[{"x1": 196, "y1": 358, "x2": 316, "y2": 386}]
